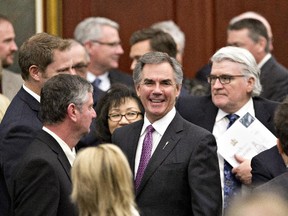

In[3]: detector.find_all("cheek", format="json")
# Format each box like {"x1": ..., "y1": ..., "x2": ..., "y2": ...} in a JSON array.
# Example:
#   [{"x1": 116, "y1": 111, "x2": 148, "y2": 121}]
[{"x1": 108, "y1": 121, "x2": 118, "y2": 134}]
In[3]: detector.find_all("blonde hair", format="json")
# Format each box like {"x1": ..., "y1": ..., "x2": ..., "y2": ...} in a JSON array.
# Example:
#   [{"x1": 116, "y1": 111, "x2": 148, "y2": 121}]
[{"x1": 71, "y1": 144, "x2": 137, "y2": 216}]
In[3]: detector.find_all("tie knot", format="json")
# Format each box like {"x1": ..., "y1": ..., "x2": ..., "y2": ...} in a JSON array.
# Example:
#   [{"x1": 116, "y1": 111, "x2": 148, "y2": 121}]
[
  {"x1": 146, "y1": 125, "x2": 154, "y2": 133},
  {"x1": 93, "y1": 78, "x2": 101, "y2": 87},
  {"x1": 226, "y1": 114, "x2": 239, "y2": 128}
]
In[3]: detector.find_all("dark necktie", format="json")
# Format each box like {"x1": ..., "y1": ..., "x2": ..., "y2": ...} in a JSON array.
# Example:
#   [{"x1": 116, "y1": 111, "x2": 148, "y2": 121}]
[
  {"x1": 92, "y1": 78, "x2": 101, "y2": 88},
  {"x1": 135, "y1": 125, "x2": 154, "y2": 190},
  {"x1": 224, "y1": 114, "x2": 241, "y2": 209}
]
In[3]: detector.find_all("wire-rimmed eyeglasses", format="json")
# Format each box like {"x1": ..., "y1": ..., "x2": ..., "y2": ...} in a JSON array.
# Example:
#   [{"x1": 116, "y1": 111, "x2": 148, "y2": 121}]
[
  {"x1": 108, "y1": 111, "x2": 142, "y2": 122},
  {"x1": 207, "y1": 74, "x2": 245, "y2": 85},
  {"x1": 90, "y1": 40, "x2": 121, "y2": 48}
]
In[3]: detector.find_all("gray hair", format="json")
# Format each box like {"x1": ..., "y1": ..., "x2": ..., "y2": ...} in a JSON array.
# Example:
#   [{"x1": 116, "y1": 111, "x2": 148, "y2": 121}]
[
  {"x1": 211, "y1": 46, "x2": 262, "y2": 96},
  {"x1": 74, "y1": 17, "x2": 119, "y2": 44},
  {"x1": 151, "y1": 20, "x2": 185, "y2": 54},
  {"x1": 133, "y1": 51, "x2": 183, "y2": 85},
  {"x1": 40, "y1": 74, "x2": 93, "y2": 125}
]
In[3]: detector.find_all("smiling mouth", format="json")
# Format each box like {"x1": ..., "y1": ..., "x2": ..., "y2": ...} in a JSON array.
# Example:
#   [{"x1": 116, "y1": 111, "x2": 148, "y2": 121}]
[{"x1": 150, "y1": 99, "x2": 165, "y2": 103}]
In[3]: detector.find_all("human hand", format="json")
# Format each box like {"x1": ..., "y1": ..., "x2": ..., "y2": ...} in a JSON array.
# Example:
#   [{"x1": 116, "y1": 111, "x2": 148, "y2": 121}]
[{"x1": 232, "y1": 154, "x2": 252, "y2": 185}]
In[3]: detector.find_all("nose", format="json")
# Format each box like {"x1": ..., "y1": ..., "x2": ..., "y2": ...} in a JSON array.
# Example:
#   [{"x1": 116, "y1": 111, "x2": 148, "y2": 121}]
[
  {"x1": 11, "y1": 41, "x2": 18, "y2": 51},
  {"x1": 153, "y1": 83, "x2": 163, "y2": 93},
  {"x1": 92, "y1": 109, "x2": 97, "y2": 118},
  {"x1": 69, "y1": 67, "x2": 77, "y2": 75},
  {"x1": 130, "y1": 59, "x2": 137, "y2": 71},
  {"x1": 212, "y1": 78, "x2": 223, "y2": 89},
  {"x1": 118, "y1": 115, "x2": 129, "y2": 125}
]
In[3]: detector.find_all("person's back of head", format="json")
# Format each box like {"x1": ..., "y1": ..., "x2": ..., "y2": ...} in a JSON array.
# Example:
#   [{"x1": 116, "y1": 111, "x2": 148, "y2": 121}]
[
  {"x1": 226, "y1": 192, "x2": 288, "y2": 216},
  {"x1": 274, "y1": 96, "x2": 288, "y2": 155},
  {"x1": 40, "y1": 74, "x2": 93, "y2": 125},
  {"x1": 71, "y1": 144, "x2": 138, "y2": 216},
  {"x1": 130, "y1": 28, "x2": 177, "y2": 58}
]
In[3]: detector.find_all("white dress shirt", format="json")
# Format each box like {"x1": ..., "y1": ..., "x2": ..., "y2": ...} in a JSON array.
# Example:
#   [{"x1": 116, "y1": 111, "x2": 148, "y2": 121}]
[
  {"x1": 87, "y1": 71, "x2": 111, "y2": 91},
  {"x1": 134, "y1": 107, "x2": 176, "y2": 176}
]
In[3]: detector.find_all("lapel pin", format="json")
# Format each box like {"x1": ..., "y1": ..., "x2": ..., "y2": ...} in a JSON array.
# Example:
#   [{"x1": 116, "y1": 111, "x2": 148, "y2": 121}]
[{"x1": 163, "y1": 141, "x2": 169, "y2": 149}]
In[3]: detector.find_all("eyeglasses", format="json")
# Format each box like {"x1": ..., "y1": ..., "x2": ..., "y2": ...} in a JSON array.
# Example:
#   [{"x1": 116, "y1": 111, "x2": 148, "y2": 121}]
[
  {"x1": 108, "y1": 111, "x2": 142, "y2": 122},
  {"x1": 90, "y1": 40, "x2": 121, "y2": 48},
  {"x1": 207, "y1": 74, "x2": 245, "y2": 85}
]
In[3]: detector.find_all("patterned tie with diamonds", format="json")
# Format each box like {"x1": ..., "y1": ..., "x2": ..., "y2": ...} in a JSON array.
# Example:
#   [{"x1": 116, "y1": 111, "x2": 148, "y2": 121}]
[
  {"x1": 135, "y1": 125, "x2": 154, "y2": 190},
  {"x1": 224, "y1": 114, "x2": 241, "y2": 209}
]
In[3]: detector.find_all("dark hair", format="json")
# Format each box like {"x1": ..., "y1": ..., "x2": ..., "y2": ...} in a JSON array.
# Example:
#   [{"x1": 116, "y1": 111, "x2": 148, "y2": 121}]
[
  {"x1": 19, "y1": 32, "x2": 71, "y2": 80},
  {"x1": 274, "y1": 97, "x2": 288, "y2": 155},
  {"x1": 95, "y1": 83, "x2": 144, "y2": 143},
  {"x1": 40, "y1": 74, "x2": 93, "y2": 125},
  {"x1": 228, "y1": 18, "x2": 269, "y2": 53},
  {"x1": 130, "y1": 28, "x2": 177, "y2": 58}
]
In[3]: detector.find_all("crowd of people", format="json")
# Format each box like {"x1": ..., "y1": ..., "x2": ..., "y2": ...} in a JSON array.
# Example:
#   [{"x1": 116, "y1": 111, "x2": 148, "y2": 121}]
[{"x1": 0, "y1": 10, "x2": 288, "y2": 216}]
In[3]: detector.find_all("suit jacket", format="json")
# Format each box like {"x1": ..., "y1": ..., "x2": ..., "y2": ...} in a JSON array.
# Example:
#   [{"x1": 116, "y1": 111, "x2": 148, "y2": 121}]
[
  {"x1": 260, "y1": 56, "x2": 288, "y2": 102},
  {"x1": 1, "y1": 69, "x2": 23, "y2": 101},
  {"x1": 176, "y1": 96, "x2": 278, "y2": 135},
  {"x1": 112, "y1": 112, "x2": 222, "y2": 216},
  {"x1": 11, "y1": 130, "x2": 77, "y2": 216},
  {"x1": 254, "y1": 172, "x2": 288, "y2": 200},
  {"x1": 0, "y1": 87, "x2": 42, "y2": 215},
  {"x1": 251, "y1": 145, "x2": 286, "y2": 186}
]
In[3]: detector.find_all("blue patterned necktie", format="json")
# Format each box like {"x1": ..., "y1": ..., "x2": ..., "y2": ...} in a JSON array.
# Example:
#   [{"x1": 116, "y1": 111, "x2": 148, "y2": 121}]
[
  {"x1": 92, "y1": 78, "x2": 101, "y2": 88},
  {"x1": 224, "y1": 114, "x2": 241, "y2": 209},
  {"x1": 135, "y1": 125, "x2": 154, "y2": 190}
]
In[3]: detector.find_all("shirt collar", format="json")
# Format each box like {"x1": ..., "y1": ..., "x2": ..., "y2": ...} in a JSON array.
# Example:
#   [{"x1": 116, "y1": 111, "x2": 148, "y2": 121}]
[
  {"x1": 42, "y1": 126, "x2": 76, "y2": 166},
  {"x1": 141, "y1": 107, "x2": 176, "y2": 136},
  {"x1": 216, "y1": 98, "x2": 254, "y2": 122},
  {"x1": 258, "y1": 53, "x2": 271, "y2": 69},
  {"x1": 87, "y1": 71, "x2": 109, "y2": 82},
  {"x1": 23, "y1": 84, "x2": 40, "y2": 102}
]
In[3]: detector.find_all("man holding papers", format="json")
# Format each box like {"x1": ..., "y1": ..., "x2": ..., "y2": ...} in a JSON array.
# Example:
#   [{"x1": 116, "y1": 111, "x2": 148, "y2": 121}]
[{"x1": 176, "y1": 46, "x2": 279, "y2": 210}]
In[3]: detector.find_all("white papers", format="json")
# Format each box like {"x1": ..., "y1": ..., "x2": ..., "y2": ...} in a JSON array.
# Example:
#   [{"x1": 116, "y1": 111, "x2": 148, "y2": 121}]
[{"x1": 217, "y1": 112, "x2": 277, "y2": 167}]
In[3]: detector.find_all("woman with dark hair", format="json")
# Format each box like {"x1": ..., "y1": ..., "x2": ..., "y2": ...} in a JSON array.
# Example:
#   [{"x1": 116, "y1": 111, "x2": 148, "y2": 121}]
[{"x1": 95, "y1": 83, "x2": 144, "y2": 143}]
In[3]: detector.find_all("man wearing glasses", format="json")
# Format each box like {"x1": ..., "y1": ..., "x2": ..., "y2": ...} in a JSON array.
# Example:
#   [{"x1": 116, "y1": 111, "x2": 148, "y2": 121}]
[
  {"x1": 74, "y1": 17, "x2": 134, "y2": 108},
  {"x1": 176, "y1": 46, "x2": 278, "y2": 213}
]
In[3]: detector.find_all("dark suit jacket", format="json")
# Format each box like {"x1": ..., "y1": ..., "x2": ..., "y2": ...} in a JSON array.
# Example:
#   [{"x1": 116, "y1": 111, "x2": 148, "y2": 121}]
[
  {"x1": 0, "y1": 87, "x2": 42, "y2": 215},
  {"x1": 251, "y1": 145, "x2": 286, "y2": 186},
  {"x1": 176, "y1": 96, "x2": 278, "y2": 135},
  {"x1": 112, "y1": 112, "x2": 222, "y2": 216},
  {"x1": 260, "y1": 56, "x2": 288, "y2": 102},
  {"x1": 253, "y1": 172, "x2": 288, "y2": 200},
  {"x1": 11, "y1": 130, "x2": 77, "y2": 216}
]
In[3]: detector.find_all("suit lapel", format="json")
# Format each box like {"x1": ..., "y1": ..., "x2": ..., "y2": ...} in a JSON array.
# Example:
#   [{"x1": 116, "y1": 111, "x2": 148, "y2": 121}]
[
  {"x1": 39, "y1": 130, "x2": 72, "y2": 181},
  {"x1": 136, "y1": 113, "x2": 183, "y2": 195},
  {"x1": 253, "y1": 97, "x2": 274, "y2": 133}
]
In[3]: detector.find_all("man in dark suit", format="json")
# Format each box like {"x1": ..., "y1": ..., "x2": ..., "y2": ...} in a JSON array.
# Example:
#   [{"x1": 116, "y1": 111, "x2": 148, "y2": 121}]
[
  {"x1": 112, "y1": 52, "x2": 222, "y2": 216},
  {"x1": 176, "y1": 46, "x2": 279, "y2": 211},
  {"x1": 251, "y1": 97, "x2": 288, "y2": 186},
  {"x1": 11, "y1": 74, "x2": 96, "y2": 215},
  {"x1": 227, "y1": 18, "x2": 288, "y2": 102},
  {"x1": 0, "y1": 33, "x2": 76, "y2": 215},
  {"x1": 74, "y1": 17, "x2": 134, "y2": 108}
]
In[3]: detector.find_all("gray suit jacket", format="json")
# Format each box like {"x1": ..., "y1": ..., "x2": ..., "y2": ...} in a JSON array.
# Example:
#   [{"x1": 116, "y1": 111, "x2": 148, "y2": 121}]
[
  {"x1": 112, "y1": 112, "x2": 222, "y2": 216},
  {"x1": 1, "y1": 69, "x2": 23, "y2": 101}
]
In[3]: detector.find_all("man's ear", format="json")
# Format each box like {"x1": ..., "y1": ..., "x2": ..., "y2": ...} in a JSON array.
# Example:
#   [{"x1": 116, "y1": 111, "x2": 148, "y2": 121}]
[
  {"x1": 29, "y1": 65, "x2": 41, "y2": 81},
  {"x1": 67, "y1": 103, "x2": 78, "y2": 122}
]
